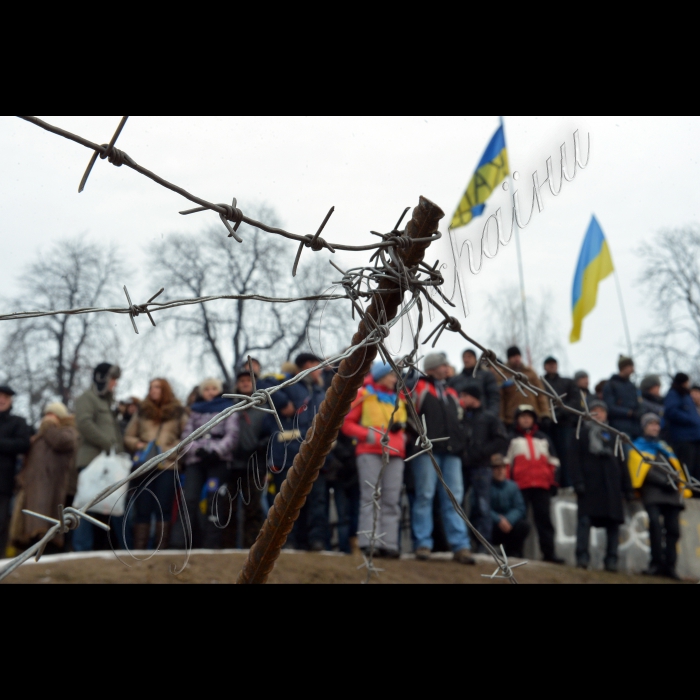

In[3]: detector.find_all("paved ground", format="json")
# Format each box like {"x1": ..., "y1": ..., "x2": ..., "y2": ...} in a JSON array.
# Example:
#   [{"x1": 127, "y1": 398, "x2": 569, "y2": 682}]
[{"x1": 0, "y1": 549, "x2": 689, "y2": 584}]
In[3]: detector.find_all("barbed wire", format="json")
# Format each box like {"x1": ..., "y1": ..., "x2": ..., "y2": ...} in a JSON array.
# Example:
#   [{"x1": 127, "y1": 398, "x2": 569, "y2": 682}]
[{"x1": 4, "y1": 116, "x2": 694, "y2": 587}]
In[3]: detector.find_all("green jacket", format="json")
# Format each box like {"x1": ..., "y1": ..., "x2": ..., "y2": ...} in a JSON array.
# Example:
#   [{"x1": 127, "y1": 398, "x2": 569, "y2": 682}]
[{"x1": 74, "y1": 386, "x2": 124, "y2": 468}]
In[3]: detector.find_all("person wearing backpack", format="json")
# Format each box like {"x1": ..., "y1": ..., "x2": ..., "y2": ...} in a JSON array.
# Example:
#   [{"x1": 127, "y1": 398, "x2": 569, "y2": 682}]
[{"x1": 124, "y1": 378, "x2": 188, "y2": 550}]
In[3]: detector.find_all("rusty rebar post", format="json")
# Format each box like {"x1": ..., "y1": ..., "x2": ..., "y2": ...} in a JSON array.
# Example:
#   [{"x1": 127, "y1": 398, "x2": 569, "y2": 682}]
[{"x1": 237, "y1": 196, "x2": 444, "y2": 584}]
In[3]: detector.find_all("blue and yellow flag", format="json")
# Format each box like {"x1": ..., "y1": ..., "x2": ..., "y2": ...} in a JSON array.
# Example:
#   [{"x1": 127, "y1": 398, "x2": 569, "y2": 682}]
[
  {"x1": 450, "y1": 123, "x2": 509, "y2": 230},
  {"x1": 570, "y1": 216, "x2": 615, "y2": 343}
]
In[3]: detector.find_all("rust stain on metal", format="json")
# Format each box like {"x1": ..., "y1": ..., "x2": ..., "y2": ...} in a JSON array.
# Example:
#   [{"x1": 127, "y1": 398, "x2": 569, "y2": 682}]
[{"x1": 236, "y1": 196, "x2": 445, "y2": 584}]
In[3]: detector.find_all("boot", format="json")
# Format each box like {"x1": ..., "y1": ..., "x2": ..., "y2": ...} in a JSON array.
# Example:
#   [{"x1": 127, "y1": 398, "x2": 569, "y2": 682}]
[
  {"x1": 349, "y1": 536, "x2": 360, "y2": 555},
  {"x1": 133, "y1": 523, "x2": 150, "y2": 550},
  {"x1": 154, "y1": 521, "x2": 172, "y2": 550}
]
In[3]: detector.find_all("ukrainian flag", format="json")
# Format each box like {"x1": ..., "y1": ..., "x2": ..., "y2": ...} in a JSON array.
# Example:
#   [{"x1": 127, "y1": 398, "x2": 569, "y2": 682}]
[
  {"x1": 450, "y1": 123, "x2": 509, "y2": 230},
  {"x1": 570, "y1": 216, "x2": 615, "y2": 343}
]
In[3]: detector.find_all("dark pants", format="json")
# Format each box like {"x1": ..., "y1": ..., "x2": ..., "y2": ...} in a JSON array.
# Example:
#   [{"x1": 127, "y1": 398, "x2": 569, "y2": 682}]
[
  {"x1": 491, "y1": 519, "x2": 531, "y2": 558},
  {"x1": 470, "y1": 467, "x2": 493, "y2": 547},
  {"x1": 274, "y1": 469, "x2": 328, "y2": 550},
  {"x1": 220, "y1": 469, "x2": 265, "y2": 549},
  {"x1": 0, "y1": 494, "x2": 10, "y2": 557},
  {"x1": 131, "y1": 469, "x2": 177, "y2": 525},
  {"x1": 182, "y1": 461, "x2": 229, "y2": 549},
  {"x1": 646, "y1": 503, "x2": 682, "y2": 572},
  {"x1": 576, "y1": 514, "x2": 619, "y2": 569},
  {"x1": 521, "y1": 488, "x2": 556, "y2": 560},
  {"x1": 330, "y1": 481, "x2": 359, "y2": 553},
  {"x1": 673, "y1": 441, "x2": 700, "y2": 492},
  {"x1": 547, "y1": 424, "x2": 574, "y2": 487}
]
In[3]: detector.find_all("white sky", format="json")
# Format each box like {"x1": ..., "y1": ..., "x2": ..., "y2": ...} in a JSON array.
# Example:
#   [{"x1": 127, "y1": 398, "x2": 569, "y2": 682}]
[{"x1": 2, "y1": 116, "x2": 698, "y2": 400}]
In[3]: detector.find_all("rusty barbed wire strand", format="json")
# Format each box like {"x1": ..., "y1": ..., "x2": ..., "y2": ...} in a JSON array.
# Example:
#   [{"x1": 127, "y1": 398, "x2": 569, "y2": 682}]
[{"x1": 15, "y1": 117, "x2": 442, "y2": 273}]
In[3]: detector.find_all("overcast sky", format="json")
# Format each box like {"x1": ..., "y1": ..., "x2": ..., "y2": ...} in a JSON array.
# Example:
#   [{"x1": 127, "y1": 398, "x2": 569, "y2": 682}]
[{"x1": 2, "y1": 116, "x2": 698, "y2": 400}]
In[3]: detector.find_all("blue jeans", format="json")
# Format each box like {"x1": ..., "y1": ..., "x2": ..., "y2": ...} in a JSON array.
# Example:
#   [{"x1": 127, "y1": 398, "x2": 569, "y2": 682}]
[
  {"x1": 470, "y1": 466, "x2": 493, "y2": 546},
  {"x1": 411, "y1": 453, "x2": 470, "y2": 552}
]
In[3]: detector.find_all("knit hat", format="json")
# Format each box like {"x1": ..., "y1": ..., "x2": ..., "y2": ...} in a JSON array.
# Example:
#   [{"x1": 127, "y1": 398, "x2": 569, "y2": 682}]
[
  {"x1": 460, "y1": 385, "x2": 482, "y2": 401},
  {"x1": 424, "y1": 352, "x2": 449, "y2": 372},
  {"x1": 574, "y1": 371, "x2": 589, "y2": 382},
  {"x1": 641, "y1": 413, "x2": 661, "y2": 429},
  {"x1": 588, "y1": 399, "x2": 608, "y2": 413},
  {"x1": 44, "y1": 402, "x2": 69, "y2": 419},
  {"x1": 93, "y1": 363, "x2": 121, "y2": 395},
  {"x1": 640, "y1": 374, "x2": 661, "y2": 393},
  {"x1": 199, "y1": 377, "x2": 223, "y2": 394},
  {"x1": 371, "y1": 362, "x2": 394, "y2": 382},
  {"x1": 507, "y1": 346, "x2": 522, "y2": 360},
  {"x1": 462, "y1": 348, "x2": 477, "y2": 358},
  {"x1": 618, "y1": 355, "x2": 634, "y2": 371},
  {"x1": 673, "y1": 372, "x2": 690, "y2": 387}
]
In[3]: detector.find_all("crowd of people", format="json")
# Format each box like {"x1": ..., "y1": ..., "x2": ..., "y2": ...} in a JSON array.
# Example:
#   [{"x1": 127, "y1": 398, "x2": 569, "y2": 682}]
[{"x1": 1, "y1": 346, "x2": 699, "y2": 580}]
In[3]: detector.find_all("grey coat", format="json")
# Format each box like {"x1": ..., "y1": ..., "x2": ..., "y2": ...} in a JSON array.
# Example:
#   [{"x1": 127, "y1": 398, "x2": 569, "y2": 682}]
[{"x1": 74, "y1": 386, "x2": 124, "y2": 469}]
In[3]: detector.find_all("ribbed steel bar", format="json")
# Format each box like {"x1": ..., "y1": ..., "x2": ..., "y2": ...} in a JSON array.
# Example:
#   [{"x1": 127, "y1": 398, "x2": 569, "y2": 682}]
[{"x1": 237, "y1": 196, "x2": 444, "y2": 584}]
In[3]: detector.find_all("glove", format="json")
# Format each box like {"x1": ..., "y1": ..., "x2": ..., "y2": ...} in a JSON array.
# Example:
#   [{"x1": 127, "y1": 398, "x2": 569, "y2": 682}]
[{"x1": 389, "y1": 422, "x2": 406, "y2": 434}]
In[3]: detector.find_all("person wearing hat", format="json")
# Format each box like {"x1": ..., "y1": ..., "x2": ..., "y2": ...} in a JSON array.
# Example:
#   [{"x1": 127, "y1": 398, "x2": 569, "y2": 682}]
[
  {"x1": 11, "y1": 402, "x2": 78, "y2": 553},
  {"x1": 570, "y1": 400, "x2": 633, "y2": 572},
  {"x1": 458, "y1": 385, "x2": 509, "y2": 548},
  {"x1": 449, "y1": 348, "x2": 500, "y2": 416},
  {"x1": 629, "y1": 413, "x2": 689, "y2": 579},
  {"x1": 342, "y1": 361, "x2": 407, "y2": 558},
  {"x1": 473, "y1": 458, "x2": 530, "y2": 559},
  {"x1": 499, "y1": 347, "x2": 551, "y2": 430},
  {"x1": 0, "y1": 384, "x2": 31, "y2": 556},
  {"x1": 663, "y1": 373, "x2": 700, "y2": 490},
  {"x1": 263, "y1": 353, "x2": 329, "y2": 551},
  {"x1": 573, "y1": 371, "x2": 593, "y2": 410},
  {"x1": 603, "y1": 356, "x2": 642, "y2": 439},
  {"x1": 410, "y1": 352, "x2": 474, "y2": 564},
  {"x1": 505, "y1": 404, "x2": 563, "y2": 564},
  {"x1": 639, "y1": 375, "x2": 664, "y2": 419},
  {"x1": 72, "y1": 363, "x2": 124, "y2": 551},
  {"x1": 542, "y1": 357, "x2": 579, "y2": 488}
]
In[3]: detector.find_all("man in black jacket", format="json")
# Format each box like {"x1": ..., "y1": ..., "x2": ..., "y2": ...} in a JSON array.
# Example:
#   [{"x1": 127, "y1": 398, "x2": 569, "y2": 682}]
[
  {"x1": 450, "y1": 349, "x2": 500, "y2": 416},
  {"x1": 459, "y1": 386, "x2": 509, "y2": 547},
  {"x1": 0, "y1": 385, "x2": 31, "y2": 556},
  {"x1": 542, "y1": 357, "x2": 578, "y2": 487},
  {"x1": 603, "y1": 356, "x2": 642, "y2": 439}
]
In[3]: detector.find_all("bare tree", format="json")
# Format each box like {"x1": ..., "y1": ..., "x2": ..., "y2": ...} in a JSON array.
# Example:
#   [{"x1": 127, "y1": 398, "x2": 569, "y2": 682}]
[
  {"x1": 485, "y1": 284, "x2": 564, "y2": 370},
  {"x1": 636, "y1": 226, "x2": 700, "y2": 381},
  {"x1": 0, "y1": 237, "x2": 125, "y2": 423},
  {"x1": 147, "y1": 206, "x2": 352, "y2": 386}
]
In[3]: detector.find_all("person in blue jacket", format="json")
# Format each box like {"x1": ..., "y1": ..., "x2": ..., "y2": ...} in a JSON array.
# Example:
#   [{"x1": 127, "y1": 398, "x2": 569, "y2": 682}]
[
  {"x1": 471, "y1": 458, "x2": 530, "y2": 558},
  {"x1": 664, "y1": 373, "x2": 700, "y2": 491}
]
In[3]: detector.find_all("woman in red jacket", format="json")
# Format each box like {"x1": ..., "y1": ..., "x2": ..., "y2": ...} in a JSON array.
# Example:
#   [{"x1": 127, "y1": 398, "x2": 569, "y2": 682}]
[{"x1": 342, "y1": 362, "x2": 407, "y2": 558}]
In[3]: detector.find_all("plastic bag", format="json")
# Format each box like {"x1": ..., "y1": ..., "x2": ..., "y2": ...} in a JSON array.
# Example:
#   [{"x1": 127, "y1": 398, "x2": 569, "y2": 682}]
[{"x1": 73, "y1": 448, "x2": 132, "y2": 517}]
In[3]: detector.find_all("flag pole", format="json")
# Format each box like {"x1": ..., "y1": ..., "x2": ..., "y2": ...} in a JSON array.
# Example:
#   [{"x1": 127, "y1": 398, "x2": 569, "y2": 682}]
[
  {"x1": 613, "y1": 268, "x2": 634, "y2": 358},
  {"x1": 501, "y1": 116, "x2": 533, "y2": 367}
]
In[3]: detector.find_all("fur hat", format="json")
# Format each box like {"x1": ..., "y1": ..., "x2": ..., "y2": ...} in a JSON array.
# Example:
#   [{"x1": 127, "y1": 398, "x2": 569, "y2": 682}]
[
  {"x1": 93, "y1": 363, "x2": 121, "y2": 395},
  {"x1": 44, "y1": 402, "x2": 69, "y2": 419},
  {"x1": 199, "y1": 377, "x2": 223, "y2": 395}
]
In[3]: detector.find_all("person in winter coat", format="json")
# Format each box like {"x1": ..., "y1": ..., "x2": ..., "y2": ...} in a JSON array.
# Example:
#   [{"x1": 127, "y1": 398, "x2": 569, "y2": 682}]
[
  {"x1": 629, "y1": 414, "x2": 690, "y2": 580},
  {"x1": 11, "y1": 402, "x2": 78, "y2": 553},
  {"x1": 574, "y1": 371, "x2": 593, "y2": 410},
  {"x1": 499, "y1": 347, "x2": 551, "y2": 429},
  {"x1": 458, "y1": 385, "x2": 509, "y2": 547},
  {"x1": 473, "y1": 460, "x2": 530, "y2": 558},
  {"x1": 663, "y1": 373, "x2": 700, "y2": 488},
  {"x1": 409, "y1": 352, "x2": 474, "y2": 564},
  {"x1": 124, "y1": 378, "x2": 189, "y2": 550},
  {"x1": 449, "y1": 348, "x2": 500, "y2": 415},
  {"x1": 73, "y1": 363, "x2": 124, "y2": 552},
  {"x1": 570, "y1": 400, "x2": 633, "y2": 572},
  {"x1": 264, "y1": 353, "x2": 329, "y2": 551},
  {"x1": 505, "y1": 405, "x2": 563, "y2": 563},
  {"x1": 181, "y1": 378, "x2": 239, "y2": 549},
  {"x1": 603, "y1": 356, "x2": 642, "y2": 439},
  {"x1": 223, "y1": 369, "x2": 266, "y2": 549},
  {"x1": 639, "y1": 375, "x2": 664, "y2": 419},
  {"x1": 342, "y1": 362, "x2": 407, "y2": 558},
  {"x1": 0, "y1": 385, "x2": 32, "y2": 556},
  {"x1": 542, "y1": 356, "x2": 578, "y2": 487}
]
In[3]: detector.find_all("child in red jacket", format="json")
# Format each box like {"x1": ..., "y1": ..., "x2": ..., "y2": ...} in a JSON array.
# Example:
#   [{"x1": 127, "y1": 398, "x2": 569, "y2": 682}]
[{"x1": 342, "y1": 362, "x2": 407, "y2": 558}]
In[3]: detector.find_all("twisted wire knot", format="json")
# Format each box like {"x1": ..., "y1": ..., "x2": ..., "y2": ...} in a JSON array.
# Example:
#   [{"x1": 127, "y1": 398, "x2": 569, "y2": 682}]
[
  {"x1": 301, "y1": 233, "x2": 328, "y2": 252},
  {"x1": 218, "y1": 198, "x2": 244, "y2": 242},
  {"x1": 105, "y1": 146, "x2": 127, "y2": 167},
  {"x1": 445, "y1": 316, "x2": 461, "y2": 332}
]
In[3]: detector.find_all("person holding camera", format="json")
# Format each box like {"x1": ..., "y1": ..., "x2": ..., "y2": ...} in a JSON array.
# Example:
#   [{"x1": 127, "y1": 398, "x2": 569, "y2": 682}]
[
  {"x1": 181, "y1": 378, "x2": 239, "y2": 549},
  {"x1": 342, "y1": 362, "x2": 407, "y2": 559}
]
